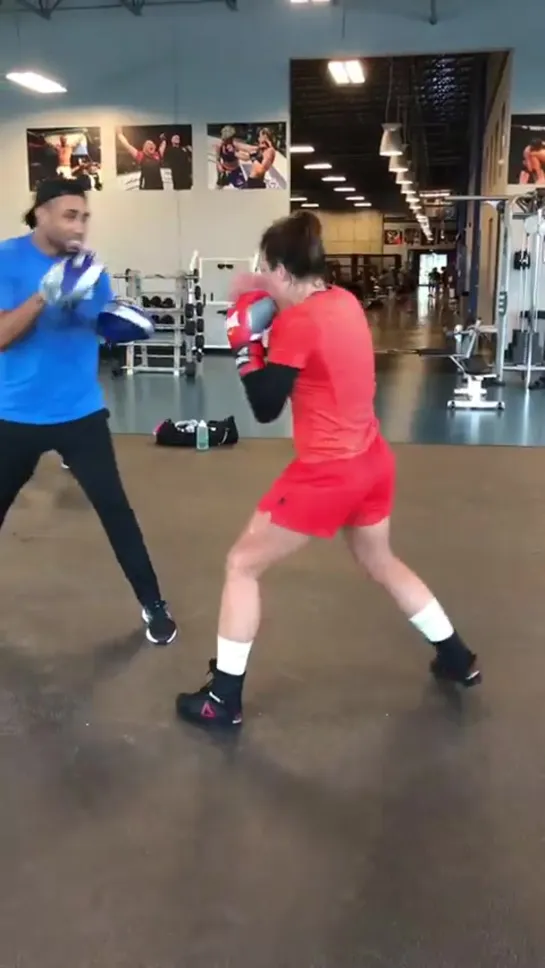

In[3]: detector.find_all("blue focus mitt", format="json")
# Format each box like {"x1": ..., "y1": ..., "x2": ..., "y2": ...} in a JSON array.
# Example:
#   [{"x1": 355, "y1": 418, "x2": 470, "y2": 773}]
[{"x1": 97, "y1": 298, "x2": 155, "y2": 344}]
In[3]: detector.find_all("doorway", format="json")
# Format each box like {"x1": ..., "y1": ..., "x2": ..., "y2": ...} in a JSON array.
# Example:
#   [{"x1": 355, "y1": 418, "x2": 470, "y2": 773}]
[{"x1": 418, "y1": 251, "x2": 448, "y2": 286}]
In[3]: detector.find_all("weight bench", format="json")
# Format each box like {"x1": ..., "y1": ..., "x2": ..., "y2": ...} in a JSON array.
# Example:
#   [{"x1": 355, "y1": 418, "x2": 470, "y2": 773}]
[{"x1": 418, "y1": 325, "x2": 505, "y2": 411}]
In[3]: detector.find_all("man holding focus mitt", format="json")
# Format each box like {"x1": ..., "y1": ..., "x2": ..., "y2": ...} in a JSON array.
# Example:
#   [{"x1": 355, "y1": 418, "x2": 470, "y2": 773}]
[{"x1": 0, "y1": 178, "x2": 177, "y2": 645}]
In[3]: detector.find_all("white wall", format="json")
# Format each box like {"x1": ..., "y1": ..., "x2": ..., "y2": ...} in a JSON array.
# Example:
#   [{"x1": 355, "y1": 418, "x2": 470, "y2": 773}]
[
  {"x1": 0, "y1": 0, "x2": 543, "y2": 274},
  {"x1": 318, "y1": 211, "x2": 383, "y2": 255}
]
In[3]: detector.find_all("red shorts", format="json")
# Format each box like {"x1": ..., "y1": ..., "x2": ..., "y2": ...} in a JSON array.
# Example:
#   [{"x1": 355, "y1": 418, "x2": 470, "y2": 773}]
[{"x1": 257, "y1": 434, "x2": 396, "y2": 539}]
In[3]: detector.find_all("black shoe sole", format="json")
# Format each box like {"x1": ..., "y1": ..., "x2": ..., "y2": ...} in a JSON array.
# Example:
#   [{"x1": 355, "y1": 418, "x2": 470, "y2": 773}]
[{"x1": 431, "y1": 662, "x2": 482, "y2": 688}]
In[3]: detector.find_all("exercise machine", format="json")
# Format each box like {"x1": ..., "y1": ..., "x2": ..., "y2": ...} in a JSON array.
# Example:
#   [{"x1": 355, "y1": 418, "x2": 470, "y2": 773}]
[
  {"x1": 418, "y1": 322, "x2": 504, "y2": 411},
  {"x1": 493, "y1": 190, "x2": 545, "y2": 390}
]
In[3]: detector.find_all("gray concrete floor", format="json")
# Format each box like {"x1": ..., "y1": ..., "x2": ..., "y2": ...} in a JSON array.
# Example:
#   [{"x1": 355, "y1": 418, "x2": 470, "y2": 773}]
[{"x1": 2, "y1": 439, "x2": 545, "y2": 967}]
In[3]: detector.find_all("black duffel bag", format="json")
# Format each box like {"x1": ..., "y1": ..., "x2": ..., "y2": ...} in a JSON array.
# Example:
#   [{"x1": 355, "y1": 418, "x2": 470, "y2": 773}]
[{"x1": 154, "y1": 416, "x2": 239, "y2": 448}]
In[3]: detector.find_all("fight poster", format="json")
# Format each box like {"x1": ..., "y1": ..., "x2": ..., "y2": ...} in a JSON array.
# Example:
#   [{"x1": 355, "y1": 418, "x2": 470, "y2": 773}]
[
  {"x1": 115, "y1": 125, "x2": 193, "y2": 191},
  {"x1": 508, "y1": 114, "x2": 545, "y2": 188},
  {"x1": 26, "y1": 126, "x2": 102, "y2": 192},
  {"x1": 207, "y1": 122, "x2": 288, "y2": 191}
]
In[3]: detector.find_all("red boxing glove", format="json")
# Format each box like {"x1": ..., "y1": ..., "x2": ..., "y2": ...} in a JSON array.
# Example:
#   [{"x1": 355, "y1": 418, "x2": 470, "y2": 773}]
[{"x1": 226, "y1": 290, "x2": 277, "y2": 377}]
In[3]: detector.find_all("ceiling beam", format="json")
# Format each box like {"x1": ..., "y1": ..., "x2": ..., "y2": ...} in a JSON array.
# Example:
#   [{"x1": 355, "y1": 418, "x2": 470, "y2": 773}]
[
  {"x1": 16, "y1": 0, "x2": 63, "y2": 18},
  {"x1": 120, "y1": 0, "x2": 144, "y2": 14}
]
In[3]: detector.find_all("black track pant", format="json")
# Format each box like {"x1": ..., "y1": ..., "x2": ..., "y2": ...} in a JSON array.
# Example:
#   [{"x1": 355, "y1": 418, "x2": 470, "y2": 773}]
[{"x1": 0, "y1": 409, "x2": 162, "y2": 607}]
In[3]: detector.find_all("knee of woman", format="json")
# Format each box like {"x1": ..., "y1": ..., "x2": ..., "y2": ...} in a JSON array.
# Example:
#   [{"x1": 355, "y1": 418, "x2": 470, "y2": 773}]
[
  {"x1": 362, "y1": 551, "x2": 395, "y2": 585},
  {"x1": 225, "y1": 544, "x2": 258, "y2": 580}
]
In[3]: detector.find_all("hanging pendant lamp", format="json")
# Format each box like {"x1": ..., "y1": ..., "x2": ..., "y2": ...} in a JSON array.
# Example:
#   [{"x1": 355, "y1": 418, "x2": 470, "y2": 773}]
[
  {"x1": 388, "y1": 153, "x2": 409, "y2": 174},
  {"x1": 379, "y1": 123, "x2": 403, "y2": 157},
  {"x1": 396, "y1": 170, "x2": 412, "y2": 186}
]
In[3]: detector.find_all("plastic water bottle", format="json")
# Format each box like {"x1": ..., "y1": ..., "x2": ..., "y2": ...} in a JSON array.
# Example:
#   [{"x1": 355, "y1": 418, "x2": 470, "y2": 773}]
[{"x1": 196, "y1": 419, "x2": 209, "y2": 452}]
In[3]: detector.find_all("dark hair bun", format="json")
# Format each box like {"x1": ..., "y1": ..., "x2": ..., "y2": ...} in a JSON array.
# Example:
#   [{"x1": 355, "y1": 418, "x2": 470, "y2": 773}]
[{"x1": 290, "y1": 209, "x2": 322, "y2": 240}]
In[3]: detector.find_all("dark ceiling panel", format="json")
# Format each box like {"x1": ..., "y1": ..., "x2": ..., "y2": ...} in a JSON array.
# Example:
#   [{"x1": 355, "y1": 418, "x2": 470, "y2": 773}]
[{"x1": 290, "y1": 52, "x2": 489, "y2": 214}]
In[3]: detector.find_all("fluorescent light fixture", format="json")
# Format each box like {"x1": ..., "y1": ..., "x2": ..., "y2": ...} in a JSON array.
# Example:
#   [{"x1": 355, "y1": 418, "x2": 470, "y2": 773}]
[
  {"x1": 379, "y1": 123, "x2": 403, "y2": 157},
  {"x1": 290, "y1": 196, "x2": 308, "y2": 202},
  {"x1": 304, "y1": 162, "x2": 332, "y2": 170},
  {"x1": 6, "y1": 71, "x2": 66, "y2": 94},
  {"x1": 290, "y1": 0, "x2": 330, "y2": 4},
  {"x1": 328, "y1": 60, "x2": 365, "y2": 86},
  {"x1": 420, "y1": 189, "x2": 450, "y2": 198},
  {"x1": 354, "y1": 202, "x2": 372, "y2": 208},
  {"x1": 301, "y1": 202, "x2": 319, "y2": 208},
  {"x1": 346, "y1": 196, "x2": 365, "y2": 201},
  {"x1": 322, "y1": 175, "x2": 346, "y2": 182},
  {"x1": 334, "y1": 186, "x2": 356, "y2": 192},
  {"x1": 289, "y1": 145, "x2": 315, "y2": 154},
  {"x1": 346, "y1": 61, "x2": 365, "y2": 84}
]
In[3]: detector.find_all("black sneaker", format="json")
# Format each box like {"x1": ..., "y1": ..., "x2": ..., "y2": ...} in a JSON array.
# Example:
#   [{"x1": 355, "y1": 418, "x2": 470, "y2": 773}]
[
  {"x1": 430, "y1": 647, "x2": 481, "y2": 688},
  {"x1": 142, "y1": 601, "x2": 177, "y2": 646},
  {"x1": 176, "y1": 660, "x2": 243, "y2": 728}
]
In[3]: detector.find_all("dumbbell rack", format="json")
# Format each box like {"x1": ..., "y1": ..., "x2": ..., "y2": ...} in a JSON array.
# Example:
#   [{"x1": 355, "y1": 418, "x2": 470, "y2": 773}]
[
  {"x1": 120, "y1": 271, "x2": 181, "y2": 377},
  {"x1": 120, "y1": 256, "x2": 205, "y2": 379},
  {"x1": 181, "y1": 251, "x2": 205, "y2": 379}
]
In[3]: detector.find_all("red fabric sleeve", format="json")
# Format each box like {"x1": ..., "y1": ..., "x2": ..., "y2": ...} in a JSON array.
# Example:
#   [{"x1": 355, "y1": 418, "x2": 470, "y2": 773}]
[{"x1": 267, "y1": 304, "x2": 311, "y2": 370}]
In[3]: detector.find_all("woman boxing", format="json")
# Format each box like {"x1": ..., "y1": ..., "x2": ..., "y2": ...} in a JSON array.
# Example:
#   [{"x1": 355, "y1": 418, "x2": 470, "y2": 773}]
[
  {"x1": 215, "y1": 125, "x2": 246, "y2": 190},
  {"x1": 520, "y1": 140, "x2": 545, "y2": 184},
  {"x1": 244, "y1": 128, "x2": 277, "y2": 189},
  {"x1": 176, "y1": 210, "x2": 480, "y2": 729}
]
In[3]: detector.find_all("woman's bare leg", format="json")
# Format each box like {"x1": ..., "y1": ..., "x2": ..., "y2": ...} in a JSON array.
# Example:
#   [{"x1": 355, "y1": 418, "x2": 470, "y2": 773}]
[
  {"x1": 344, "y1": 518, "x2": 480, "y2": 685},
  {"x1": 177, "y1": 512, "x2": 309, "y2": 726}
]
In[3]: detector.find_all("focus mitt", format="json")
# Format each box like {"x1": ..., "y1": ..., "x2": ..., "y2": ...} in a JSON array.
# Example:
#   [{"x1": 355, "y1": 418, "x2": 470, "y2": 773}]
[{"x1": 97, "y1": 299, "x2": 154, "y2": 344}]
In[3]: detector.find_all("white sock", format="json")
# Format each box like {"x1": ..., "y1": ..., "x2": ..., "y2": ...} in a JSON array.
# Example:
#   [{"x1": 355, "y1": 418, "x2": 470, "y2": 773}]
[
  {"x1": 409, "y1": 598, "x2": 454, "y2": 644},
  {"x1": 217, "y1": 635, "x2": 253, "y2": 677}
]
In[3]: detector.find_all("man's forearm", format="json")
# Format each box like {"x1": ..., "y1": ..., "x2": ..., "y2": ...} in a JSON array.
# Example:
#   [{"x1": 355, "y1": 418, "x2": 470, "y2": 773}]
[{"x1": 0, "y1": 294, "x2": 45, "y2": 351}]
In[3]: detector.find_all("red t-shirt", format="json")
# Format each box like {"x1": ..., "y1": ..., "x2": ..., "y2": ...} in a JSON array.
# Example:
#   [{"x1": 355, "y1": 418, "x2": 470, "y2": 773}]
[{"x1": 267, "y1": 286, "x2": 378, "y2": 462}]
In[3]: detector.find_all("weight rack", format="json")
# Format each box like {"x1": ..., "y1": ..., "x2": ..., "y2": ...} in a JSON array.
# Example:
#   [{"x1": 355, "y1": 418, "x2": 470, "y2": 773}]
[{"x1": 121, "y1": 252, "x2": 205, "y2": 379}]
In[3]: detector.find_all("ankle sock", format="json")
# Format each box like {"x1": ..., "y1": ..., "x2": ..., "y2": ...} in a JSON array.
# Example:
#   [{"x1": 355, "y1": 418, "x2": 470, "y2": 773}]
[
  {"x1": 217, "y1": 635, "x2": 253, "y2": 677},
  {"x1": 409, "y1": 598, "x2": 454, "y2": 644}
]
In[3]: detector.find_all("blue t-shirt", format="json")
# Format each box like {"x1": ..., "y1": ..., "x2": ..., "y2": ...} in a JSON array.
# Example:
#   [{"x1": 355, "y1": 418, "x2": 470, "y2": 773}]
[{"x1": 0, "y1": 233, "x2": 113, "y2": 424}]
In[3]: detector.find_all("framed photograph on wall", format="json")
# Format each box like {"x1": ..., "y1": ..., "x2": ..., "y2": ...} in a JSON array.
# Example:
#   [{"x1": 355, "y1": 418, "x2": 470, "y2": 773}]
[
  {"x1": 115, "y1": 125, "x2": 193, "y2": 191},
  {"x1": 26, "y1": 126, "x2": 102, "y2": 192},
  {"x1": 384, "y1": 229, "x2": 403, "y2": 245},
  {"x1": 508, "y1": 115, "x2": 545, "y2": 187},
  {"x1": 207, "y1": 122, "x2": 288, "y2": 191}
]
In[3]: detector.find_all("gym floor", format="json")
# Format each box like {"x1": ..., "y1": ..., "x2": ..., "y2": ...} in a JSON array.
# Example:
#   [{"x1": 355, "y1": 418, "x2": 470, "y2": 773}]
[
  {"x1": 2, "y1": 438, "x2": 545, "y2": 967},
  {"x1": 103, "y1": 294, "x2": 545, "y2": 446}
]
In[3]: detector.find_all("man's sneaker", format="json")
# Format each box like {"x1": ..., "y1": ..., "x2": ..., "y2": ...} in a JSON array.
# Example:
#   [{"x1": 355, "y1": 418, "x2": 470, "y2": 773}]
[
  {"x1": 142, "y1": 601, "x2": 177, "y2": 645},
  {"x1": 176, "y1": 660, "x2": 243, "y2": 728},
  {"x1": 430, "y1": 648, "x2": 481, "y2": 688}
]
